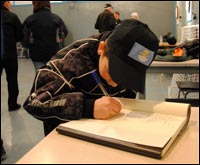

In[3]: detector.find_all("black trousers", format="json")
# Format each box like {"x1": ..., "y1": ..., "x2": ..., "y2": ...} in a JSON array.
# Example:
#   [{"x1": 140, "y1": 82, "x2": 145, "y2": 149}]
[
  {"x1": 43, "y1": 118, "x2": 63, "y2": 136},
  {"x1": 1, "y1": 58, "x2": 19, "y2": 107}
]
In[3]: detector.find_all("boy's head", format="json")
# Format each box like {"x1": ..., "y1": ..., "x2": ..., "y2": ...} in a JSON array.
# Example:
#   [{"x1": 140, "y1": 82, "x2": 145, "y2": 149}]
[{"x1": 98, "y1": 19, "x2": 159, "y2": 93}]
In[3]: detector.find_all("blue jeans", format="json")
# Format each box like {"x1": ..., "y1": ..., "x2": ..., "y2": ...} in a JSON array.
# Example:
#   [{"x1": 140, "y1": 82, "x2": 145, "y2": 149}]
[{"x1": 32, "y1": 61, "x2": 47, "y2": 72}]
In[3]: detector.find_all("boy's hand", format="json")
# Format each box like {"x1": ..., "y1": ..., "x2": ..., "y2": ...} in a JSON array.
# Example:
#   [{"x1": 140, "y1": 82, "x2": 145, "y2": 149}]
[{"x1": 93, "y1": 96, "x2": 122, "y2": 119}]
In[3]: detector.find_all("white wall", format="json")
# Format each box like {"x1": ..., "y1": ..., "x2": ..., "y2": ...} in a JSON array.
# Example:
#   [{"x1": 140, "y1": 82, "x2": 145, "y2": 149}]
[
  {"x1": 12, "y1": 1, "x2": 174, "y2": 46},
  {"x1": 176, "y1": 1, "x2": 199, "y2": 42}
]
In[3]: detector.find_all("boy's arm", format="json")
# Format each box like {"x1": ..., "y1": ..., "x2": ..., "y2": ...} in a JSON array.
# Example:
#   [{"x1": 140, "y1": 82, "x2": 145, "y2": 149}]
[{"x1": 23, "y1": 69, "x2": 94, "y2": 122}]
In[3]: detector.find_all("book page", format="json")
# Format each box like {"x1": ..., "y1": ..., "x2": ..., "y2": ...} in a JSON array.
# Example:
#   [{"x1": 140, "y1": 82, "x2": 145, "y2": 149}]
[
  {"x1": 117, "y1": 98, "x2": 189, "y2": 117},
  {"x1": 60, "y1": 108, "x2": 186, "y2": 148}
]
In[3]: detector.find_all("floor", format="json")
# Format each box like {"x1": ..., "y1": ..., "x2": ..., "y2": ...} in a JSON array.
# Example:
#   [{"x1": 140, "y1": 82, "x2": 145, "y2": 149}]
[{"x1": 1, "y1": 58, "x2": 175, "y2": 164}]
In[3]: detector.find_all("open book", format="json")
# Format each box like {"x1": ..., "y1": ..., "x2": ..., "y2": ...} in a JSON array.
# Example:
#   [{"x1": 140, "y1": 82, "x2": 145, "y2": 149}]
[{"x1": 56, "y1": 98, "x2": 191, "y2": 159}]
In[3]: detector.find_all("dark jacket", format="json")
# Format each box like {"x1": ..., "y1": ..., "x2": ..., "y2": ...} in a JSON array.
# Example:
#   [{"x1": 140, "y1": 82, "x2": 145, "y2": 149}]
[
  {"x1": 22, "y1": 8, "x2": 68, "y2": 62},
  {"x1": 23, "y1": 33, "x2": 136, "y2": 123},
  {"x1": 95, "y1": 9, "x2": 116, "y2": 33},
  {"x1": 1, "y1": 6, "x2": 23, "y2": 60}
]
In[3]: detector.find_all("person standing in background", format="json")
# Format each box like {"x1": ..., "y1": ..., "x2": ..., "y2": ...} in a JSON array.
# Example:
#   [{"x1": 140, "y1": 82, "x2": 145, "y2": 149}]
[
  {"x1": 1, "y1": 10, "x2": 7, "y2": 162},
  {"x1": 22, "y1": 1, "x2": 68, "y2": 72},
  {"x1": 1, "y1": 1, "x2": 23, "y2": 111},
  {"x1": 95, "y1": 3, "x2": 116, "y2": 33},
  {"x1": 114, "y1": 11, "x2": 122, "y2": 25}
]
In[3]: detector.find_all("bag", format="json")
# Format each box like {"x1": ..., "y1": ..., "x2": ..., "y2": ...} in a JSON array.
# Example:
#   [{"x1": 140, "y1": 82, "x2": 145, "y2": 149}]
[
  {"x1": 182, "y1": 39, "x2": 199, "y2": 59},
  {"x1": 155, "y1": 39, "x2": 199, "y2": 62},
  {"x1": 155, "y1": 47, "x2": 193, "y2": 62}
]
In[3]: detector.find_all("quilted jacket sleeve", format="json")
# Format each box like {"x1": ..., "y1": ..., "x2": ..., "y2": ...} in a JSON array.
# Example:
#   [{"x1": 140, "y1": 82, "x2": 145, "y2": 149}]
[{"x1": 23, "y1": 69, "x2": 87, "y2": 122}]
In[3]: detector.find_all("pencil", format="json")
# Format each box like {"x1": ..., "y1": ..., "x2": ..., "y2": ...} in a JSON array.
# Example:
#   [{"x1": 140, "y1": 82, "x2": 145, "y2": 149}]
[{"x1": 91, "y1": 71, "x2": 109, "y2": 96}]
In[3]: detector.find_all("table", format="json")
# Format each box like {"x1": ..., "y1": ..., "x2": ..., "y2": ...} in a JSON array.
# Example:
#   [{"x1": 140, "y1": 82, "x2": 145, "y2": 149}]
[
  {"x1": 16, "y1": 108, "x2": 199, "y2": 164},
  {"x1": 148, "y1": 59, "x2": 199, "y2": 74},
  {"x1": 139, "y1": 59, "x2": 199, "y2": 99}
]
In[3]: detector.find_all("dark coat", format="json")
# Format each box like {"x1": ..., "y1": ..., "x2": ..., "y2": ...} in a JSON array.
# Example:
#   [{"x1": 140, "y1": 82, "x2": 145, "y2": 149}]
[
  {"x1": 22, "y1": 8, "x2": 68, "y2": 62},
  {"x1": 23, "y1": 33, "x2": 136, "y2": 123},
  {"x1": 1, "y1": 6, "x2": 23, "y2": 60}
]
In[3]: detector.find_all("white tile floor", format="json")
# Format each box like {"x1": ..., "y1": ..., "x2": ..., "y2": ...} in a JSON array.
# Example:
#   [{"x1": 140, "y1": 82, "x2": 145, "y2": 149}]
[
  {"x1": 1, "y1": 58, "x2": 44, "y2": 164},
  {"x1": 1, "y1": 58, "x2": 173, "y2": 164}
]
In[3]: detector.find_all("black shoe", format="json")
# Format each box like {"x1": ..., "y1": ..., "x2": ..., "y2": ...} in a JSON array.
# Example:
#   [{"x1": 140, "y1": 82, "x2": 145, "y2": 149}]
[
  {"x1": 1, "y1": 146, "x2": 7, "y2": 161},
  {"x1": 8, "y1": 104, "x2": 21, "y2": 111}
]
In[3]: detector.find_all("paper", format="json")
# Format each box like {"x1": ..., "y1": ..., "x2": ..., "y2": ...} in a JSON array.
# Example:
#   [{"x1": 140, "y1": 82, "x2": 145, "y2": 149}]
[{"x1": 60, "y1": 109, "x2": 186, "y2": 148}]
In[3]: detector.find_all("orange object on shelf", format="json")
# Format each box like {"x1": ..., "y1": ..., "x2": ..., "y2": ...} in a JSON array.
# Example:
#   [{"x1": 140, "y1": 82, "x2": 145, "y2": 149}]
[{"x1": 173, "y1": 48, "x2": 184, "y2": 56}]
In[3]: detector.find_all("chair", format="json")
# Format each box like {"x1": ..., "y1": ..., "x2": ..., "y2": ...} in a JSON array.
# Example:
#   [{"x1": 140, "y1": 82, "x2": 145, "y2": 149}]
[
  {"x1": 165, "y1": 81, "x2": 199, "y2": 107},
  {"x1": 17, "y1": 42, "x2": 29, "y2": 58},
  {"x1": 176, "y1": 81, "x2": 199, "y2": 99}
]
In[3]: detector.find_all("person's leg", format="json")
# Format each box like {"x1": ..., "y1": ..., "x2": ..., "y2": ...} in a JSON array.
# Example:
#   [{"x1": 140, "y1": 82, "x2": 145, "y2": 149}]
[
  {"x1": 4, "y1": 59, "x2": 20, "y2": 111},
  {"x1": 43, "y1": 119, "x2": 62, "y2": 136},
  {"x1": 0, "y1": 61, "x2": 3, "y2": 75},
  {"x1": 1, "y1": 138, "x2": 7, "y2": 161}
]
